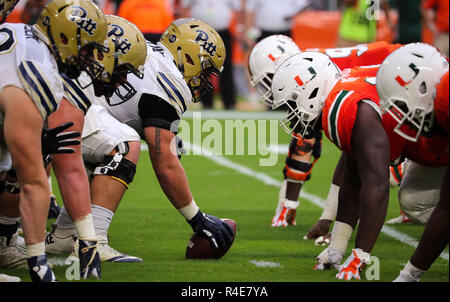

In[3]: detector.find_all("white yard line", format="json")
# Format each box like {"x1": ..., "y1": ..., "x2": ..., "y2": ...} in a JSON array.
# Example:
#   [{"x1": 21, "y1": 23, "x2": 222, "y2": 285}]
[{"x1": 184, "y1": 141, "x2": 449, "y2": 262}]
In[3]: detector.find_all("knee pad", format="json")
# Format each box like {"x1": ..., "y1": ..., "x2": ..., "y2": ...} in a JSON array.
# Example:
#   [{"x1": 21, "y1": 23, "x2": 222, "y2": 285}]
[
  {"x1": 92, "y1": 153, "x2": 136, "y2": 188},
  {"x1": 283, "y1": 157, "x2": 313, "y2": 183}
]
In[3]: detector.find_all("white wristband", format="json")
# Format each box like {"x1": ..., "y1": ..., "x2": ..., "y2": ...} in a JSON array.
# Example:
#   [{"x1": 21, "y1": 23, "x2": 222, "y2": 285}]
[{"x1": 178, "y1": 200, "x2": 200, "y2": 221}]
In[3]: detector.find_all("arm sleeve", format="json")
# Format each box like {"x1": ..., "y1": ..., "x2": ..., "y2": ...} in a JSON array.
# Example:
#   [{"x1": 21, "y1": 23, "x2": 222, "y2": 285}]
[{"x1": 138, "y1": 93, "x2": 181, "y2": 133}]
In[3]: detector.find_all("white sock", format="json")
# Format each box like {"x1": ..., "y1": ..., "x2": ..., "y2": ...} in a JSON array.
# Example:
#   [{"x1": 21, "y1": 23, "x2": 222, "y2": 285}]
[
  {"x1": 91, "y1": 204, "x2": 114, "y2": 243},
  {"x1": 26, "y1": 241, "x2": 45, "y2": 258},
  {"x1": 55, "y1": 206, "x2": 75, "y2": 230},
  {"x1": 73, "y1": 213, "x2": 97, "y2": 241}
]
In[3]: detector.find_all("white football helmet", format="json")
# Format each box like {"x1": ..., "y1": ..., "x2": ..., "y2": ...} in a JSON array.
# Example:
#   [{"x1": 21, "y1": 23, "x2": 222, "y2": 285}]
[
  {"x1": 376, "y1": 43, "x2": 449, "y2": 142},
  {"x1": 272, "y1": 51, "x2": 341, "y2": 138},
  {"x1": 248, "y1": 35, "x2": 301, "y2": 106}
]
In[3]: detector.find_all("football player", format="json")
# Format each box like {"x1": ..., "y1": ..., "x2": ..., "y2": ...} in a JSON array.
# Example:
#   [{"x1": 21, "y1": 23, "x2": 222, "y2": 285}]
[
  {"x1": 270, "y1": 49, "x2": 443, "y2": 280},
  {"x1": 0, "y1": 0, "x2": 108, "y2": 281},
  {"x1": 247, "y1": 35, "x2": 405, "y2": 235},
  {"x1": 375, "y1": 43, "x2": 449, "y2": 282},
  {"x1": 67, "y1": 18, "x2": 233, "y2": 259},
  {"x1": 46, "y1": 15, "x2": 147, "y2": 263},
  {"x1": 48, "y1": 19, "x2": 232, "y2": 262}
]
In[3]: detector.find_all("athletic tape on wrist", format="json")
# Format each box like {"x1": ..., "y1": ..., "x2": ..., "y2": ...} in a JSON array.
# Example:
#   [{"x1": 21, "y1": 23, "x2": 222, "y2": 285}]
[
  {"x1": 178, "y1": 200, "x2": 200, "y2": 221},
  {"x1": 329, "y1": 221, "x2": 353, "y2": 253},
  {"x1": 319, "y1": 184, "x2": 340, "y2": 221}
]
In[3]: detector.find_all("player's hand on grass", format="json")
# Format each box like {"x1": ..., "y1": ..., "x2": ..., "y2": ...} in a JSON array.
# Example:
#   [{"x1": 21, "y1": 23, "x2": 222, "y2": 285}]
[
  {"x1": 314, "y1": 246, "x2": 344, "y2": 270},
  {"x1": 336, "y1": 248, "x2": 370, "y2": 280},
  {"x1": 188, "y1": 210, "x2": 234, "y2": 251}
]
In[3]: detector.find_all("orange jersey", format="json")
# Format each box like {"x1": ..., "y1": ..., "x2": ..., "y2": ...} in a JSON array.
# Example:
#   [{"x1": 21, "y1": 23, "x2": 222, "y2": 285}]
[
  {"x1": 322, "y1": 71, "x2": 408, "y2": 162},
  {"x1": 435, "y1": 70, "x2": 449, "y2": 135},
  {"x1": 306, "y1": 41, "x2": 403, "y2": 70},
  {"x1": 403, "y1": 134, "x2": 449, "y2": 166}
]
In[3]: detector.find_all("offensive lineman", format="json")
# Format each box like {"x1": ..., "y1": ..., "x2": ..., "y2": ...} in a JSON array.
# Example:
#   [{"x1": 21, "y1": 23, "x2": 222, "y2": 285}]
[
  {"x1": 46, "y1": 15, "x2": 148, "y2": 262},
  {"x1": 48, "y1": 18, "x2": 234, "y2": 261},
  {"x1": 0, "y1": 0, "x2": 108, "y2": 281}
]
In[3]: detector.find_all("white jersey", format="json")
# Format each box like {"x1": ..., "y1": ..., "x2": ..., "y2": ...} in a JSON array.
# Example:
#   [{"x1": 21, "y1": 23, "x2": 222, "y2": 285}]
[
  {"x1": 95, "y1": 42, "x2": 192, "y2": 137},
  {"x1": 61, "y1": 71, "x2": 96, "y2": 115},
  {"x1": 0, "y1": 23, "x2": 63, "y2": 120}
]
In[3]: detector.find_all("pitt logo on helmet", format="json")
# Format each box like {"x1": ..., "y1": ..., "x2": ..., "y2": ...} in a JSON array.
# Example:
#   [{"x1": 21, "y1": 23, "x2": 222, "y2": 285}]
[
  {"x1": 108, "y1": 24, "x2": 132, "y2": 55},
  {"x1": 195, "y1": 29, "x2": 217, "y2": 56},
  {"x1": 68, "y1": 6, "x2": 97, "y2": 36}
]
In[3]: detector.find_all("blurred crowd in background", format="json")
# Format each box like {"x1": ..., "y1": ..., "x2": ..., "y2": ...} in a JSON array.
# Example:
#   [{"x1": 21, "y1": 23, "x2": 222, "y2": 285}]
[{"x1": 6, "y1": 0, "x2": 449, "y2": 110}]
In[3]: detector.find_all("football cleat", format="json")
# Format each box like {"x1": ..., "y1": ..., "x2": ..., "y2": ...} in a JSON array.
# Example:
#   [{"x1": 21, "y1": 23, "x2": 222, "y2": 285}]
[
  {"x1": 45, "y1": 224, "x2": 77, "y2": 254},
  {"x1": 48, "y1": 195, "x2": 61, "y2": 219},
  {"x1": 271, "y1": 200, "x2": 299, "y2": 227},
  {"x1": 0, "y1": 273, "x2": 21, "y2": 282},
  {"x1": 314, "y1": 246, "x2": 344, "y2": 271},
  {"x1": 0, "y1": 231, "x2": 28, "y2": 269},
  {"x1": 77, "y1": 240, "x2": 101, "y2": 279},
  {"x1": 70, "y1": 239, "x2": 143, "y2": 263},
  {"x1": 27, "y1": 255, "x2": 57, "y2": 282},
  {"x1": 336, "y1": 248, "x2": 370, "y2": 280},
  {"x1": 386, "y1": 211, "x2": 411, "y2": 224}
]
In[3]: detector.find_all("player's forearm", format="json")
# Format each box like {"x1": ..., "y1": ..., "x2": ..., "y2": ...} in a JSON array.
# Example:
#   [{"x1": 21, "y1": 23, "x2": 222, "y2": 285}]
[
  {"x1": 356, "y1": 181, "x2": 389, "y2": 252},
  {"x1": 152, "y1": 156, "x2": 193, "y2": 209},
  {"x1": 52, "y1": 154, "x2": 92, "y2": 221}
]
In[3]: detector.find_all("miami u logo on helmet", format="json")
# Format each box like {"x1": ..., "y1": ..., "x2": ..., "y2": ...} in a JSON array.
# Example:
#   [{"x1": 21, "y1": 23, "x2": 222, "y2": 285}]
[
  {"x1": 194, "y1": 29, "x2": 217, "y2": 56},
  {"x1": 108, "y1": 24, "x2": 131, "y2": 55},
  {"x1": 68, "y1": 5, "x2": 97, "y2": 36}
]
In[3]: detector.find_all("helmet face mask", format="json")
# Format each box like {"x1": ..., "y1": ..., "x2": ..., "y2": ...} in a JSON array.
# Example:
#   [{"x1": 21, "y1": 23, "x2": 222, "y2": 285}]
[
  {"x1": 271, "y1": 52, "x2": 341, "y2": 138},
  {"x1": 160, "y1": 18, "x2": 226, "y2": 103},
  {"x1": 0, "y1": 0, "x2": 19, "y2": 23},
  {"x1": 377, "y1": 42, "x2": 449, "y2": 142},
  {"x1": 33, "y1": 0, "x2": 109, "y2": 80}
]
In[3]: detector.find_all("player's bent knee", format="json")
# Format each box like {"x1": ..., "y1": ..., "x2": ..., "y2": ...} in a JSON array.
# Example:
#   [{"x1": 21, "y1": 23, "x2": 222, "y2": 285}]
[
  {"x1": 92, "y1": 153, "x2": 137, "y2": 188},
  {"x1": 283, "y1": 157, "x2": 313, "y2": 183}
]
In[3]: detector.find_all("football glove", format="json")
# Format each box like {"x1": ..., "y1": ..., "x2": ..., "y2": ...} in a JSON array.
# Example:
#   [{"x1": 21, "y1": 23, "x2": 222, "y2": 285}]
[
  {"x1": 271, "y1": 200, "x2": 299, "y2": 227},
  {"x1": 314, "y1": 246, "x2": 344, "y2": 270},
  {"x1": 187, "y1": 210, "x2": 234, "y2": 251},
  {"x1": 336, "y1": 248, "x2": 370, "y2": 280},
  {"x1": 42, "y1": 122, "x2": 81, "y2": 165}
]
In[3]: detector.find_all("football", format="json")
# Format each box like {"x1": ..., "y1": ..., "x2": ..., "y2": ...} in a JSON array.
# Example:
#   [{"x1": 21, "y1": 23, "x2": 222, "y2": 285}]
[{"x1": 185, "y1": 219, "x2": 236, "y2": 259}]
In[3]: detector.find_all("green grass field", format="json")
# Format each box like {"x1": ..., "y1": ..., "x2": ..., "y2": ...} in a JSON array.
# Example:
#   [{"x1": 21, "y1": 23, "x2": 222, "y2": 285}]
[{"x1": 3, "y1": 111, "x2": 448, "y2": 284}]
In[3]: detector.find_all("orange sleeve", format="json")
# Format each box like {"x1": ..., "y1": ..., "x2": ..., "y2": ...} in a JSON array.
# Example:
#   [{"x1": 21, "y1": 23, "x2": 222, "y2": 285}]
[
  {"x1": 422, "y1": 0, "x2": 436, "y2": 9},
  {"x1": 435, "y1": 71, "x2": 449, "y2": 134}
]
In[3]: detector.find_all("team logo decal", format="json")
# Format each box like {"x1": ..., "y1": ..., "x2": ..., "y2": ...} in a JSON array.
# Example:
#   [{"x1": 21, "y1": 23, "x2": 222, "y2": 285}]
[
  {"x1": 68, "y1": 6, "x2": 97, "y2": 36},
  {"x1": 195, "y1": 29, "x2": 216, "y2": 56},
  {"x1": 108, "y1": 24, "x2": 131, "y2": 55},
  {"x1": 395, "y1": 63, "x2": 420, "y2": 87}
]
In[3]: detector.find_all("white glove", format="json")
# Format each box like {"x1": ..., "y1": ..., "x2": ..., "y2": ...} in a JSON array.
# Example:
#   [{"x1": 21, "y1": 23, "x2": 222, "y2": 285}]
[
  {"x1": 336, "y1": 248, "x2": 370, "y2": 280},
  {"x1": 314, "y1": 246, "x2": 344, "y2": 270},
  {"x1": 271, "y1": 200, "x2": 299, "y2": 227}
]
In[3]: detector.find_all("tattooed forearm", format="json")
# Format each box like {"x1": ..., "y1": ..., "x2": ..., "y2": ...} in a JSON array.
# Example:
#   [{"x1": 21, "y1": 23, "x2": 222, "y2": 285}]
[{"x1": 154, "y1": 127, "x2": 162, "y2": 162}]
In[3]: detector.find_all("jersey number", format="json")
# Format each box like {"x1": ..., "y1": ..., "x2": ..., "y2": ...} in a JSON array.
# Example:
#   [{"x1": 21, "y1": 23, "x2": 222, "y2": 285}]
[
  {"x1": 325, "y1": 45, "x2": 369, "y2": 58},
  {"x1": 0, "y1": 28, "x2": 16, "y2": 54}
]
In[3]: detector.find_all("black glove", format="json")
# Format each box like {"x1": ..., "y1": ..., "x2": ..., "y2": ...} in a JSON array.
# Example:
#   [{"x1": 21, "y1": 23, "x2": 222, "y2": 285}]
[
  {"x1": 187, "y1": 210, "x2": 234, "y2": 251},
  {"x1": 42, "y1": 122, "x2": 81, "y2": 166}
]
